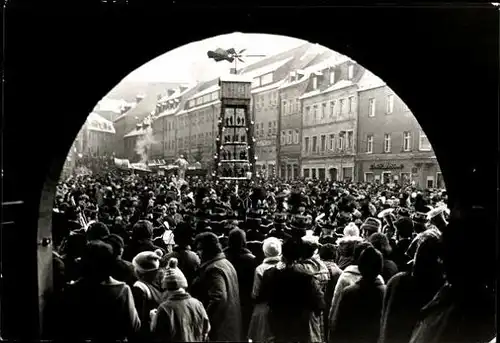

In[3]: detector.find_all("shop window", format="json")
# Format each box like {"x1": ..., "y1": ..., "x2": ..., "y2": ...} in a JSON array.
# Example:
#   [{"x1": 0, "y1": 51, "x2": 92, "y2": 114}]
[
  {"x1": 382, "y1": 171, "x2": 392, "y2": 184},
  {"x1": 427, "y1": 176, "x2": 435, "y2": 188},
  {"x1": 364, "y1": 172, "x2": 374, "y2": 183},
  {"x1": 318, "y1": 168, "x2": 326, "y2": 180},
  {"x1": 343, "y1": 167, "x2": 353, "y2": 181},
  {"x1": 303, "y1": 168, "x2": 310, "y2": 179}
]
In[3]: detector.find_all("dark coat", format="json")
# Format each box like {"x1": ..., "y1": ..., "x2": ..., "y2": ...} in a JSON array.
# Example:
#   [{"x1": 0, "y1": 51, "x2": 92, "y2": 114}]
[
  {"x1": 122, "y1": 239, "x2": 165, "y2": 262},
  {"x1": 59, "y1": 278, "x2": 141, "y2": 341},
  {"x1": 190, "y1": 253, "x2": 243, "y2": 342},
  {"x1": 224, "y1": 247, "x2": 258, "y2": 337},
  {"x1": 258, "y1": 264, "x2": 326, "y2": 343},
  {"x1": 381, "y1": 259, "x2": 399, "y2": 284},
  {"x1": 161, "y1": 246, "x2": 201, "y2": 286},
  {"x1": 392, "y1": 238, "x2": 412, "y2": 271},
  {"x1": 110, "y1": 258, "x2": 137, "y2": 287},
  {"x1": 330, "y1": 278, "x2": 386, "y2": 343},
  {"x1": 379, "y1": 272, "x2": 444, "y2": 343}
]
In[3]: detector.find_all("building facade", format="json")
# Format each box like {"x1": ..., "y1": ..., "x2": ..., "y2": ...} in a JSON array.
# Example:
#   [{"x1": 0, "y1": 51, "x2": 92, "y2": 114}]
[
  {"x1": 176, "y1": 79, "x2": 221, "y2": 169},
  {"x1": 356, "y1": 72, "x2": 443, "y2": 188},
  {"x1": 75, "y1": 112, "x2": 116, "y2": 157},
  {"x1": 277, "y1": 49, "x2": 340, "y2": 179},
  {"x1": 300, "y1": 59, "x2": 364, "y2": 181}
]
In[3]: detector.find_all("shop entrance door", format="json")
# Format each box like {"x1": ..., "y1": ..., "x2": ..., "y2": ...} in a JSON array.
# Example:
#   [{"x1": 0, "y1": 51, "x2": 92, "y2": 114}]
[{"x1": 329, "y1": 168, "x2": 338, "y2": 181}]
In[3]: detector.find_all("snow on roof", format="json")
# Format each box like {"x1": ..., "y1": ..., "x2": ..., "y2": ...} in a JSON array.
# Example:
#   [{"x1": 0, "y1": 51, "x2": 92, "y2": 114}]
[
  {"x1": 299, "y1": 80, "x2": 355, "y2": 100},
  {"x1": 219, "y1": 74, "x2": 253, "y2": 83},
  {"x1": 241, "y1": 57, "x2": 294, "y2": 79},
  {"x1": 86, "y1": 112, "x2": 116, "y2": 134},
  {"x1": 251, "y1": 79, "x2": 286, "y2": 94},
  {"x1": 356, "y1": 69, "x2": 386, "y2": 91},
  {"x1": 188, "y1": 84, "x2": 220, "y2": 100},
  {"x1": 177, "y1": 99, "x2": 221, "y2": 116},
  {"x1": 124, "y1": 127, "x2": 145, "y2": 138},
  {"x1": 158, "y1": 84, "x2": 195, "y2": 103}
]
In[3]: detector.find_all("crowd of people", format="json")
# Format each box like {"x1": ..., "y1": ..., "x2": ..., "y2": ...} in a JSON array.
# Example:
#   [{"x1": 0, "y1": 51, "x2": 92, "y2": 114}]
[{"x1": 45, "y1": 166, "x2": 496, "y2": 343}]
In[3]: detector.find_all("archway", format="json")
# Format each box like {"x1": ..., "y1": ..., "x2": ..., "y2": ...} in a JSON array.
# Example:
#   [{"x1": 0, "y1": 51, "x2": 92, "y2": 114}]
[{"x1": 3, "y1": 6, "x2": 496, "y2": 340}]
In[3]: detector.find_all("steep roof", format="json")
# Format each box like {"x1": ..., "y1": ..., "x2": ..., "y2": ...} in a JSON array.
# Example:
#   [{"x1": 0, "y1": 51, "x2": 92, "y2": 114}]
[
  {"x1": 356, "y1": 69, "x2": 386, "y2": 91},
  {"x1": 86, "y1": 112, "x2": 116, "y2": 134}
]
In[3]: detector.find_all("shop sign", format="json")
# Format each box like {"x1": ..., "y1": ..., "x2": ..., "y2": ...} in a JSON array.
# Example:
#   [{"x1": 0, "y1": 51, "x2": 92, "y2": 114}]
[{"x1": 369, "y1": 163, "x2": 404, "y2": 170}]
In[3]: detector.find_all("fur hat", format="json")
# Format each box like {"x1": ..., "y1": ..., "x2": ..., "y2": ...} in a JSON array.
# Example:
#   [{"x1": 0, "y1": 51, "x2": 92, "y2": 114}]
[
  {"x1": 262, "y1": 237, "x2": 282, "y2": 257},
  {"x1": 360, "y1": 217, "x2": 382, "y2": 233},
  {"x1": 163, "y1": 257, "x2": 188, "y2": 290},
  {"x1": 132, "y1": 249, "x2": 164, "y2": 274}
]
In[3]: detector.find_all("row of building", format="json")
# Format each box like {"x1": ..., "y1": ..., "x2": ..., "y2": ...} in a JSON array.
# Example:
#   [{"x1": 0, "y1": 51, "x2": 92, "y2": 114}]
[{"x1": 90, "y1": 42, "x2": 443, "y2": 188}]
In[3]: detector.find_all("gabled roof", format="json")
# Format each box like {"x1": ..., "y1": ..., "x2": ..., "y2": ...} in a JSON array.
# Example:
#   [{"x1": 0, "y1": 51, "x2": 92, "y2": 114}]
[
  {"x1": 240, "y1": 57, "x2": 294, "y2": 79},
  {"x1": 86, "y1": 112, "x2": 116, "y2": 134},
  {"x1": 356, "y1": 69, "x2": 386, "y2": 91},
  {"x1": 251, "y1": 79, "x2": 286, "y2": 94}
]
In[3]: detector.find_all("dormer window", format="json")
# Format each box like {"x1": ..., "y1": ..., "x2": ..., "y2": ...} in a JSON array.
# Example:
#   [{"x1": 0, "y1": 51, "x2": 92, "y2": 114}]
[
  {"x1": 290, "y1": 71, "x2": 296, "y2": 82},
  {"x1": 348, "y1": 65, "x2": 354, "y2": 79},
  {"x1": 330, "y1": 71, "x2": 335, "y2": 84},
  {"x1": 312, "y1": 77, "x2": 318, "y2": 90}
]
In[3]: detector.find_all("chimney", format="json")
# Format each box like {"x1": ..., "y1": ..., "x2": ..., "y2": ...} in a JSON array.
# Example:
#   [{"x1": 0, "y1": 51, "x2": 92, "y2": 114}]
[
  {"x1": 167, "y1": 89, "x2": 176, "y2": 97},
  {"x1": 230, "y1": 68, "x2": 237, "y2": 75}
]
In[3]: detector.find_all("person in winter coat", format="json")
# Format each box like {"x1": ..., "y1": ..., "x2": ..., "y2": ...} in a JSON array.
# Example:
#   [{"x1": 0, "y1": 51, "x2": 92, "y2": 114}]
[
  {"x1": 392, "y1": 217, "x2": 414, "y2": 272},
  {"x1": 336, "y1": 223, "x2": 364, "y2": 270},
  {"x1": 104, "y1": 234, "x2": 138, "y2": 287},
  {"x1": 60, "y1": 240, "x2": 141, "y2": 341},
  {"x1": 86, "y1": 221, "x2": 110, "y2": 242},
  {"x1": 329, "y1": 246, "x2": 386, "y2": 343},
  {"x1": 190, "y1": 232, "x2": 243, "y2": 342},
  {"x1": 379, "y1": 234, "x2": 444, "y2": 343},
  {"x1": 368, "y1": 232, "x2": 399, "y2": 283},
  {"x1": 409, "y1": 208, "x2": 496, "y2": 343},
  {"x1": 160, "y1": 222, "x2": 200, "y2": 286},
  {"x1": 328, "y1": 241, "x2": 385, "y2": 337},
  {"x1": 131, "y1": 249, "x2": 167, "y2": 340},
  {"x1": 248, "y1": 237, "x2": 282, "y2": 342},
  {"x1": 257, "y1": 237, "x2": 325, "y2": 343},
  {"x1": 123, "y1": 220, "x2": 165, "y2": 262},
  {"x1": 223, "y1": 228, "x2": 258, "y2": 338},
  {"x1": 319, "y1": 243, "x2": 342, "y2": 342},
  {"x1": 151, "y1": 258, "x2": 210, "y2": 342}
]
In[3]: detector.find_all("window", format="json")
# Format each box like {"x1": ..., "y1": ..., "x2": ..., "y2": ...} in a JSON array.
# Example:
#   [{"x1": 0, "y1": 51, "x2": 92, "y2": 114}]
[
  {"x1": 403, "y1": 131, "x2": 411, "y2": 151},
  {"x1": 348, "y1": 65, "x2": 354, "y2": 79},
  {"x1": 367, "y1": 135, "x2": 373, "y2": 153},
  {"x1": 330, "y1": 100, "x2": 336, "y2": 117},
  {"x1": 384, "y1": 133, "x2": 391, "y2": 152},
  {"x1": 364, "y1": 172, "x2": 374, "y2": 183},
  {"x1": 400, "y1": 172, "x2": 411, "y2": 184},
  {"x1": 261, "y1": 73, "x2": 273, "y2": 85},
  {"x1": 343, "y1": 167, "x2": 353, "y2": 181},
  {"x1": 312, "y1": 168, "x2": 317, "y2": 179},
  {"x1": 281, "y1": 131, "x2": 286, "y2": 145},
  {"x1": 320, "y1": 135, "x2": 326, "y2": 152},
  {"x1": 329, "y1": 134, "x2": 335, "y2": 150},
  {"x1": 196, "y1": 97, "x2": 203, "y2": 105},
  {"x1": 427, "y1": 176, "x2": 435, "y2": 189},
  {"x1": 330, "y1": 71, "x2": 335, "y2": 84},
  {"x1": 287, "y1": 130, "x2": 292, "y2": 144},
  {"x1": 282, "y1": 100, "x2": 287, "y2": 115},
  {"x1": 211, "y1": 91, "x2": 219, "y2": 101},
  {"x1": 295, "y1": 99, "x2": 300, "y2": 113},
  {"x1": 339, "y1": 99, "x2": 345, "y2": 115},
  {"x1": 338, "y1": 133, "x2": 344, "y2": 150},
  {"x1": 312, "y1": 136, "x2": 318, "y2": 152},
  {"x1": 305, "y1": 106, "x2": 310, "y2": 121},
  {"x1": 368, "y1": 98, "x2": 376, "y2": 117},
  {"x1": 294, "y1": 130, "x2": 299, "y2": 144},
  {"x1": 252, "y1": 78, "x2": 261, "y2": 88},
  {"x1": 419, "y1": 131, "x2": 431, "y2": 151},
  {"x1": 304, "y1": 168, "x2": 310, "y2": 178},
  {"x1": 203, "y1": 94, "x2": 211, "y2": 103},
  {"x1": 321, "y1": 103, "x2": 327, "y2": 119},
  {"x1": 312, "y1": 77, "x2": 318, "y2": 89},
  {"x1": 268, "y1": 122, "x2": 272, "y2": 135},
  {"x1": 348, "y1": 96, "x2": 354, "y2": 113},
  {"x1": 313, "y1": 105, "x2": 318, "y2": 121},
  {"x1": 273, "y1": 120, "x2": 277, "y2": 134},
  {"x1": 347, "y1": 131, "x2": 354, "y2": 149},
  {"x1": 387, "y1": 94, "x2": 394, "y2": 114},
  {"x1": 189, "y1": 100, "x2": 195, "y2": 108},
  {"x1": 304, "y1": 137, "x2": 310, "y2": 152}
]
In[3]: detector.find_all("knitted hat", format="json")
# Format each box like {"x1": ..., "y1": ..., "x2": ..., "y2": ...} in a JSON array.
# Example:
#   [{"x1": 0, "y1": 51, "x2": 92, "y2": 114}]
[
  {"x1": 262, "y1": 237, "x2": 282, "y2": 257},
  {"x1": 163, "y1": 258, "x2": 188, "y2": 290},
  {"x1": 343, "y1": 222, "x2": 360, "y2": 237},
  {"x1": 132, "y1": 249, "x2": 164, "y2": 274},
  {"x1": 360, "y1": 217, "x2": 382, "y2": 233}
]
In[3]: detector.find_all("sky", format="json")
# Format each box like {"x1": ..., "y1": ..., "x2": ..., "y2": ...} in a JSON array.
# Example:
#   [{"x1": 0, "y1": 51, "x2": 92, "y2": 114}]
[{"x1": 124, "y1": 32, "x2": 309, "y2": 84}]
